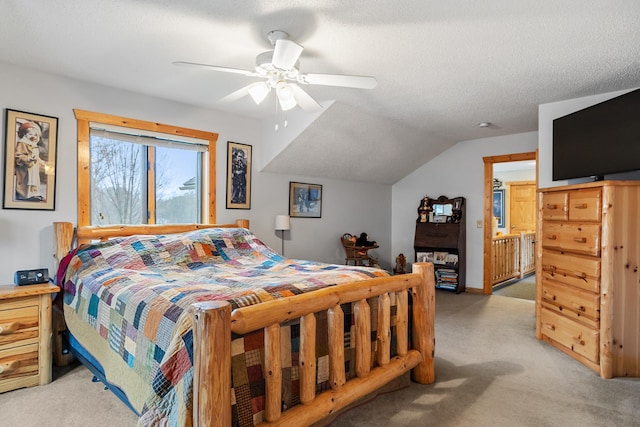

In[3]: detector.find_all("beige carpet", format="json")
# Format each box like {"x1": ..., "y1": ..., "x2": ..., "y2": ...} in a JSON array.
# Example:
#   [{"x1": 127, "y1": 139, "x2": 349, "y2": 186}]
[
  {"x1": 1, "y1": 291, "x2": 638, "y2": 426},
  {"x1": 492, "y1": 274, "x2": 536, "y2": 301}
]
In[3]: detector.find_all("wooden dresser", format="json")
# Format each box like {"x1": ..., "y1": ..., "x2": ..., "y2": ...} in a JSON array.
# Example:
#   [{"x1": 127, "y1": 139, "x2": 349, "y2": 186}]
[
  {"x1": 0, "y1": 283, "x2": 59, "y2": 392},
  {"x1": 536, "y1": 180, "x2": 640, "y2": 378}
]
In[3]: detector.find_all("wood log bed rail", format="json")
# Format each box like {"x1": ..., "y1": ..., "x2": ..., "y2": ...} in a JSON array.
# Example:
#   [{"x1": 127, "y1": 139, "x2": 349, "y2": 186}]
[{"x1": 53, "y1": 221, "x2": 435, "y2": 427}]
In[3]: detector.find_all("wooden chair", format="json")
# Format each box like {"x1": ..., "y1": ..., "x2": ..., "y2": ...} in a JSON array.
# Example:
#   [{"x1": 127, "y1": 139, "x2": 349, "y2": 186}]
[{"x1": 341, "y1": 233, "x2": 376, "y2": 266}]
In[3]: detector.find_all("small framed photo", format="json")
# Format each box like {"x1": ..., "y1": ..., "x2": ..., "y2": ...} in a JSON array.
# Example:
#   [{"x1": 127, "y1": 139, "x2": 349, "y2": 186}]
[
  {"x1": 416, "y1": 252, "x2": 434, "y2": 263},
  {"x1": 434, "y1": 251, "x2": 448, "y2": 265},
  {"x1": 493, "y1": 189, "x2": 505, "y2": 228},
  {"x1": 226, "y1": 141, "x2": 252, "y2": 209},
  {"x1": 3, "y1": 109, "x2": 58, "y2": 210},
  {"x1": 289, "y1": 181, "x2": 322, "y2": 218},
  {"x1": 445, "y1": 253, "x2": 459, "y2": 265},
  {"x1": 453, "y1": 197, "x2": 463, "y2": 210}
]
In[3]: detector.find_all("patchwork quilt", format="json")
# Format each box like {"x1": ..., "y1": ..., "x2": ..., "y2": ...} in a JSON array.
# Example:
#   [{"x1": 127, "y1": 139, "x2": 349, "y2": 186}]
[{"x1": 62, "y1": 228, "x2": 391, "y2": 426}]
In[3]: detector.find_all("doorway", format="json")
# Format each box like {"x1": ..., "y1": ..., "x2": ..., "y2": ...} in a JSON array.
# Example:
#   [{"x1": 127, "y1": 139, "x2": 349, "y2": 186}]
[{"x1": 482, "y1": 151, "x2": 537, "y2": 295}]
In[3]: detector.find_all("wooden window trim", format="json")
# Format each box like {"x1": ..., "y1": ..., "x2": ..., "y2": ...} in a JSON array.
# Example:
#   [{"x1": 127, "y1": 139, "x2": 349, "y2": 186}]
[{"x1": 74, "y1": 109, "x2": 218, "y2": 228}]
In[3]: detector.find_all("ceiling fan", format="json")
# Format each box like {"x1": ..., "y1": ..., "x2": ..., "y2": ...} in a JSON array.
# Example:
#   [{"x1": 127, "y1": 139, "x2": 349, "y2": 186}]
[{"x1": 173, "y1": 30, "x2": 377, "y2": 113}]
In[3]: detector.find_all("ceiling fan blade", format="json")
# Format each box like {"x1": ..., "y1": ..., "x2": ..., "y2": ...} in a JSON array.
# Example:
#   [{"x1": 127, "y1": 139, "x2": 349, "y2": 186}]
[
  {"x1": 298, "y1": 73, "x2": 377, "y2": 89},
  {"x1": 272, "y1": 39, "x2": 303, "y2": 70},
  {"x1": 173, "y1": 61, "x2": 258, "y2": 77},
  {"x1": 218, "y1": 85, "x2": 253, "y2": 103},
  {"x1": 290, "y1": 84, "x2": 323, "y2": 113}
]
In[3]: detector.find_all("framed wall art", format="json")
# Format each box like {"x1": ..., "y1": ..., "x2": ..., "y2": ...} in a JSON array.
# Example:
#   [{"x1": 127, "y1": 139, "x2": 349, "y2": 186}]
[
  {"x1": 493, "y1": 189, "x2": 505, "y2": 228},
  {"x1": 226, "y1": 141, "x2": 252, "y2": 209},
  {"x1": 3, "y1": 109, "x2": 58, "y2": 210},
  {"x1": 289, "y1": 181, "x2": 322, "y2": 218}
]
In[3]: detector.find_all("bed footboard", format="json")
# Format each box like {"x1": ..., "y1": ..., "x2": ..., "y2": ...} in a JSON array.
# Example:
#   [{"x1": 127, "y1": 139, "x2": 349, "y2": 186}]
[{"x1": 192, "y1": 263, "x2": 435, "y2": 427}]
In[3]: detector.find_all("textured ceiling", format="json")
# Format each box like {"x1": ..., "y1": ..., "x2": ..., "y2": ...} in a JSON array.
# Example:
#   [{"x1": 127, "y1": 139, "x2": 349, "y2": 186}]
[{"x1": 1, "y1": 1, "x2": 639, "y2": 184}]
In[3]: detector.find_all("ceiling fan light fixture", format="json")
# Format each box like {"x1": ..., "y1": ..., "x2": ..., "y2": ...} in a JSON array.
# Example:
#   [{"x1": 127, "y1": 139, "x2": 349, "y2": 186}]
[
  {"x1": 248, "y1": 82, "x2": 270, "y2": 104},
  {"x1": 276, "y1": 82, "x2": 296, "y2": 111},
  {"x1": 176, "y1": 29, "x2": 376, "y2": 114}
]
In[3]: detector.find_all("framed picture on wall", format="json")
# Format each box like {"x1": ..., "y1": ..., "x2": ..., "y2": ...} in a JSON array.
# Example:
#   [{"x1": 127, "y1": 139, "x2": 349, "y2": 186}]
[
  {"x1": 226, "y1": 141, "x2": 252, "y2": 209},
  {"x1": 289, "y1": 181, "x2": 322, "y2": 218},
  {"x1": 3, "y1": 109, "x2": 58, "y2": 210},
  {"x1": 493, "y1": 189, "x2": 505, "y2": 228}
]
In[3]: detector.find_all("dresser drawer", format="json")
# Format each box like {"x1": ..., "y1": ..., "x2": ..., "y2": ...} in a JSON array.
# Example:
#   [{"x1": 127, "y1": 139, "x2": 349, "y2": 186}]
[
  {"x1": 569, "y1": 189, "x2": 602, "y2": 222},
  {"x1": 0, "y1": 305, "x2": 39, "y2": 348},
  {"x1": 541, "y1": 222, "x2": 601, "y2": 256},
  {"x1": 0, "y1": 342, "x2": 39, "y2": 383},
  {"x1": 540, "y1": 250, "x2": 600, "y2": 293},
  {"x1": 541, "y1": 192, "x2": 568, "y2": 221},
  {"x1": 540, "y1": 308, "x2": 599, "y2": 363},
  {"x1": 541, "y1": 279, "x2": 600, "y2": 321}
]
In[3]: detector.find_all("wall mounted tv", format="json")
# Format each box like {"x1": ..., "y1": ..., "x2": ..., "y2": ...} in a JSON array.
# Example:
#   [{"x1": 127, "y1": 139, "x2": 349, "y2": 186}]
[{"x1": 552, "y1": 88, "x2": 640, "y2": 181}]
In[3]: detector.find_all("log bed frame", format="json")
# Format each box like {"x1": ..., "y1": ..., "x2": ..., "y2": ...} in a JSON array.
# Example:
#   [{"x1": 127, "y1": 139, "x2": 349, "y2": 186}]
[{"x1": 54, "y1": 220, "x2": 435, "y2": 427}]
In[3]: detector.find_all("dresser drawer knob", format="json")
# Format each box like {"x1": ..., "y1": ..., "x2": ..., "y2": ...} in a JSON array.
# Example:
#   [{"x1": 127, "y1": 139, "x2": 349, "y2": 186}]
[
  {"x1": 0, "y1": 360, "x2": 19, "y2": 375},
  {"x1": 573, "y1": 237, "x2": 587, "y2": 243},
  {"x1": 0, "y1": 322, "x2": 19, "y2": 335},
  {"x1": 546, "y1": 235, "x2": 558, "y2": 241},
  {"x1": 544, "y1": 322, "x2": 556, "y2": 331},
  {"x1": 546, "y1": 204, "x2": 558, "y2": 210},
  {"x1": 574, "y1": 203, "x2": 588, "y2": 209}
]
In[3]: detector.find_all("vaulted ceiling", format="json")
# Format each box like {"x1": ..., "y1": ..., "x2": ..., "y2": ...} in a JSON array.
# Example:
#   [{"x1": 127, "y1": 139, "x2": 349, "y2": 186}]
[{"x1": 1, "y1": 1, "x2": 639, "y2": 184}]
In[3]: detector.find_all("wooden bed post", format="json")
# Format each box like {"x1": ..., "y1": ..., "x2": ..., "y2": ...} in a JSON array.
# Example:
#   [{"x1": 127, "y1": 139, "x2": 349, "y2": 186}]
[
  {"x1": 54, "y1": 222, "x2": 74, "y2": 263},
  {"x1": 236, "y1": 219, "x2": 250, "y2": 229},
  {"x1": 192, "y1": 301, "x2": 232, "y2": 427},
  {"x1": 410, "y1": 262, "x2": 435, "y2": 384}
]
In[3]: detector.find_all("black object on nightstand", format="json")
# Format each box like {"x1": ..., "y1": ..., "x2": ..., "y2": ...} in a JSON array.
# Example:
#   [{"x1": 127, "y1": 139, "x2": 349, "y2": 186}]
[{"x1": 14, "y1": 268, "x2": 49, "y2": 286}]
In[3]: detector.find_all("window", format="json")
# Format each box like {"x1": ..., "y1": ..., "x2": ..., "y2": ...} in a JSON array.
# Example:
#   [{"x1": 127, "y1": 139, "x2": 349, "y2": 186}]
[{"x1": 75, "y1": 110, "x2": 218, "y2": 228}]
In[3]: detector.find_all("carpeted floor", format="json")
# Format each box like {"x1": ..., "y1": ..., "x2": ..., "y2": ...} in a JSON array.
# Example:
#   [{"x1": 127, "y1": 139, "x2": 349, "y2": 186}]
[
  {"x1": 1, "y1": 290, "x2": 638, "y2": 426},
  {"x1": 492, "y1": 273, "x2": 536, "y2": 301}
]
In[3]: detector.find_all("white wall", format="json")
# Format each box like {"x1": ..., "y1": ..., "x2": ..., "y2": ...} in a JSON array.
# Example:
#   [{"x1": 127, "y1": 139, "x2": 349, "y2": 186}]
[
  {"x1": 0, "y1": 62, "x2": 392, "y2": 283},
  {"x1": 391, "y1": 132, "x2": 538, "y2": 290},
  {"x1": 538, "y1": 87, "x2": 640, "y2": 189}
]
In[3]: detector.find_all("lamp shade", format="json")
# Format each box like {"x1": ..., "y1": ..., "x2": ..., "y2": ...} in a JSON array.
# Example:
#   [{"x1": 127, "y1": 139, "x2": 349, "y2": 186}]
[
  {"x1": 248, "y1": 82, "x2": 270, "y2": 104},
  {"x1": 276, "y1": 82, "x2": 297, "y2": 111},
  {"x1": 275, "y1": 214, "x2": 291, "y2": 231}
]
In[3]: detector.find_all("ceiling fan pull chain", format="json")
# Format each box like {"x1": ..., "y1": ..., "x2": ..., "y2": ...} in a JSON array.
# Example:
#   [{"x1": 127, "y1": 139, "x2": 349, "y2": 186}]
[{"x1": 274, "y1": 95, "x2": 278, "y2": 131}]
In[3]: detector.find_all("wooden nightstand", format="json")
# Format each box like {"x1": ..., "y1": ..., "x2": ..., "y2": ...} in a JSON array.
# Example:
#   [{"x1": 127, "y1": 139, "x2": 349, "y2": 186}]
[{"x1": 0, "y1": 283, "x2": 59, "y2": 393}]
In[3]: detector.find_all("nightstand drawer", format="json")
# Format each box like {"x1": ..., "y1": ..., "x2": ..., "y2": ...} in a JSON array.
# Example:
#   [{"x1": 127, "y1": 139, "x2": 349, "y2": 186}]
[
  {"x1": 540, "y1": 308, "x2": 599, "y2": 363},
  {"x1": 0, "y1": 283, "x2": 58, "y2": 392},
  {"x1": 0, "y1": 343, "x2": 39, "y2": 383},
  {"x1": 0, "y1": 305, "x2": 39, "y2": 348}
]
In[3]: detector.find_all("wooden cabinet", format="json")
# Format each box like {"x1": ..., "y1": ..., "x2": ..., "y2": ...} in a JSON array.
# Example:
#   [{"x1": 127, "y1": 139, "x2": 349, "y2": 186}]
[
  {"x1": 536, "y1": 181, "x2": 640, "y2": 378},
  {"x1": 414, "y1": 195, "x2": 466, "y2": 293},
  {"x1": 0, "y1": 283, "x2": 59, "y2": 392}
]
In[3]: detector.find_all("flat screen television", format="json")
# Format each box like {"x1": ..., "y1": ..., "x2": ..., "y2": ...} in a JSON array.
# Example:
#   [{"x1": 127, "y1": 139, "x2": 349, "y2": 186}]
[{"x1": 552, "y1": 88, "x2": 640, "y2": 181}]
